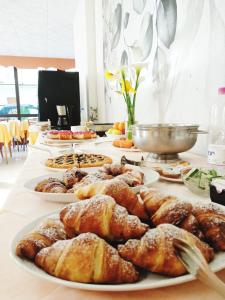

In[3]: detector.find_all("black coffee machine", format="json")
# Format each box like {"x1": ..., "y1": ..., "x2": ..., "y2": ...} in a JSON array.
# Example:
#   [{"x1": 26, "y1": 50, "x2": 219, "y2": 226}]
[{"x1": 56, "y1": 105, "x2": 70, "y2": 130}]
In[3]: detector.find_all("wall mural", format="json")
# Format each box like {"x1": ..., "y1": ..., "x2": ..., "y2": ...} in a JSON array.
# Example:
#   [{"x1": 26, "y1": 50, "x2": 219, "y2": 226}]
[
  {"x1": 102, "y1": 0, "x2": 225, "y2": 154},
  {"x1": 102, "y1": 0, "x2": 178, "y2": 122}
]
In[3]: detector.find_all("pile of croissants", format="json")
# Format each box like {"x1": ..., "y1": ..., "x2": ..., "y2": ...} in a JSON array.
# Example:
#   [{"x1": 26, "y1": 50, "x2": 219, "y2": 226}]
[{"x1": 16, "y1": 167, "x2": 225, "y2": 284}]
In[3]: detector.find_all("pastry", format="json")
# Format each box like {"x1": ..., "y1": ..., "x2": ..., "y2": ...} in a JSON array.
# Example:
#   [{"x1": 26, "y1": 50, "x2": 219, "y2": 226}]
[
  {"x1": 42, "y1": 181, "x2": 67, "y2": 193},
  {"x1": 74, "y1": 178, "x2": 148, "y2": 220},
  {"x1": 35, "y1": 233, "x2": 139, "y2": 283},
  {"x1": 161, "y1": 167, "x2": 181, "y2": 179},
  {"x1": 16, "y1": 217, "x2": 67, "y2": 260},
  {"x1": 116, "y1": 170, "x2": 144, "y2": 187},
  {"x1": 118, "y1": 224, "x2": 214, "y2": 277},
  {"x1": 100, "y1": 164, "x2": 144, "y2": 186},
  {"x1": 101, "y1": 163, "x2": 132, "y2": 176},
  {"x1": 140, "y1": 187, "x2": 204, "y2": 240},
  {"x1": 60, "y1": 195, "x2": 149, "y2": 241},
  {"x1": 47, "y1": 130, "x2": 60, "y2": 139},
  {"x1": 63, "y1": 167, "x2": 88, "y2": 188},
  {"x1": 191, "y1": 202, "x2": 225, "y2": 251},
  {"x1": 35, "y1": 178, "x2": 64, "y2": 192},
  {"x1": 45, "y1": 153, "x2": 112, "y2": 169},
  {"x1": 59, "y1": 130, "x2": 73, "y2": 140},
  {"x1": 72, "y1": 131, "x2": 96, "y2": 140},
  {"x1": 113, "y1": 138, "x2": 133, "y2": 148}
]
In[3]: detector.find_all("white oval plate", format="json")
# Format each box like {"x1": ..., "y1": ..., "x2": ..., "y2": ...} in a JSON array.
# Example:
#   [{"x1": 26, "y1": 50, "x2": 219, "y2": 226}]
[
  {"x1": 160, "y1": 176, "x2": 183, "y2": 183},
  {"x1": 10, "y1": 212, "x2": 225, "y2": 292},
  {"x1": 24, "y1": 168, "x2": 102, "y2": 203},
  {"x1": 24, "y1": 167, "x2": 159, "y2": 203}
]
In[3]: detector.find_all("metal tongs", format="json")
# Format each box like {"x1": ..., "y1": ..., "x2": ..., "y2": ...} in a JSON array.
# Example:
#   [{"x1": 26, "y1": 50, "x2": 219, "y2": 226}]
[{"x1": 174, "y1": 238, "x2": 225, "y2": 298}]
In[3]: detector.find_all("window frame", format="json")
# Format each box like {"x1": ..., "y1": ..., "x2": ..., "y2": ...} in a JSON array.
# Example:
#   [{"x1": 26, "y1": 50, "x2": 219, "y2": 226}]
[{"x1": 0, "y1": 67, "x2": 38, "y2": 120}]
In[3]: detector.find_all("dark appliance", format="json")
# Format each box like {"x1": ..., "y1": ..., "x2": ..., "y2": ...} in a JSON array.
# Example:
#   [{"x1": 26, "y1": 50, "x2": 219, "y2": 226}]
[
  {"x1": 56, "y1": 105, "x2": 69, "y2": 130},
  {"x1": 38, "y1": 70, "x2": 80, "y2": 128}
]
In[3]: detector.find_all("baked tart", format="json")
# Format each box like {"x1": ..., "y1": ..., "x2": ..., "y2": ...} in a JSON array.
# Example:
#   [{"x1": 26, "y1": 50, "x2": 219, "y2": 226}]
[{"x1": 45, "y1": 153, "x2": 112, "y2": 169}]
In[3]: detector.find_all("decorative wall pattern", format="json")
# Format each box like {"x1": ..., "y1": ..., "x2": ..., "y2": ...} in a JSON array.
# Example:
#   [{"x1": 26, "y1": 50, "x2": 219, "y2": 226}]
[
  {"x1": 102, "y1": 0, "x2": 178, "y2": 122},
  {"x1": 102, "y1": 0, "x2": 225, "y2": 154}
]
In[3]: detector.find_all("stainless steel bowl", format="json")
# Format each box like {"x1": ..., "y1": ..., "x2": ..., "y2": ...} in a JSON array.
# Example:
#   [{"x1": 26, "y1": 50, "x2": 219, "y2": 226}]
[{"x1": 132, "y1": 123, "x2": 206, "y2": 162}]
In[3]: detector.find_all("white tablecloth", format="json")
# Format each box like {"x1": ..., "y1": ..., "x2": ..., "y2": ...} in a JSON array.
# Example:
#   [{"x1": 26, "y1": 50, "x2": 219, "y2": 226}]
[{"x1": 1, "y1": 138, "x2": 224, "y2": 300}]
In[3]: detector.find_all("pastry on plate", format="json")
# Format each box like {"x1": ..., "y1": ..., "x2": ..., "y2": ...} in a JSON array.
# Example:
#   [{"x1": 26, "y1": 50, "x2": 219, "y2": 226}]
[
  {"x1": 59, "y1": 130, "x2": 73, "y2": 140},
  {"x1": 16, "y1": 217, "x2": 67, "y2": 260},
  {"x1": 140, "y1": 187, "x2": 204, "y2": 240},
  {"x1": 72, "y1": 131, "x2": 96, "y2": 139},
  {"x1": 63, "y1": 167, "x2": 88, "y2": 188},
  {"x1": 35, "y1": 232, "x2": 139, "y2": 283},
  {"x1": 60, "y1": 195, "x2": 149, "y2": 241},
  {"x1": 113, "y1": 138, "x2": 133, "y2": 148},
  {"x1": 35, "y1": 178, "x2": 64, "y2": 192},
  {"x1": 47, "y1": 130, "x2": 60, "y2": 139},
  {"x1": 118, "y1": 224, "x2": 214, "y2": 277},
  {"x1": 42, "y1": 181, "x2": 67, "y2": 193},
  {"x1": 74, "y1": 178, "x2": 148, "y2": 220},
  {"x1": 45, "y1": 153, "x2": 112, "y2": 169}
]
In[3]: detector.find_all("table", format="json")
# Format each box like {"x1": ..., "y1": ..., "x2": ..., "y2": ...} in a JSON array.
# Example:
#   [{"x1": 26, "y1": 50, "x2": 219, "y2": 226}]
[{"x1": 1, "y1": 139, "x2": 225, "y2": 300}]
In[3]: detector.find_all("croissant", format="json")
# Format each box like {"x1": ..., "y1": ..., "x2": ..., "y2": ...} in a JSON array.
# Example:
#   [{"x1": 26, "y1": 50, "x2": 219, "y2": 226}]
[
  {"x1": 115, "y1": 170, "x2": 144, "y2": 187},
  {"x1": 16, "y1": 217, "x2": 67, "y2": 260},
  {"x1": 60, "y1": 195, "x2": 149, "y2": 241},
  {"x1": 74, "y1": 178, "x2": 148, "y2": 220},
  {"x1": 35, "y1": 233, "x2": 139, "y2": 283},
  {"x1": 63, "y1": 167, "x2": 87, "y2": 188},
  {"x1": 140, "y1": 188, "x2": 204, "y2": 240},
  {"x1": 191, "y1": 202, "x2": 225, "y2": 251},
  {"x1": 101, "y1": 163, "x2": 132, "y2": 176},
  {"x1": 42, "y1": 182, "x2": 67, "y2": 193},
  {"x1": 35, "y1": 178, "x2": 64, "y2": 192},
  {"x1": 118, "y1": 224, "x2": 214, "y2": 277}
]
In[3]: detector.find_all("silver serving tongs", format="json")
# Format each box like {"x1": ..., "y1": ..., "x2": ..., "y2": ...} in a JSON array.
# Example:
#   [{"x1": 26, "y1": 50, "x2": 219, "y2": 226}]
[{"x1": 174, "y1": 238, "x2": 225, "y2": 298}]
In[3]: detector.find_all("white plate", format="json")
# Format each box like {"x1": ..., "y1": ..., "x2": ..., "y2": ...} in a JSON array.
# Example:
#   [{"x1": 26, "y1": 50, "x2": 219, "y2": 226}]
[
  {"x1": 24, "y1": 167, "x2": 159, "y2": 203},
  {"x1": 10, "y1": 212, "x2": 225, "y2": 292},
  {"x1": 44, "y1": 136, "x2": 99, "y2": 144},
  {"x1": 23, "y1": 168, "x2": 102, "y2": 203},
  {"x1": 160, "y1": 176, "x2": 183, "y2": 183},
  {"x1": 105, "y1": 133, "x2": 125, "y2": 140},
  {"x1": 131, "y1": 166, "x2": 159, "y2": 193},
  {"x1": 113, "y1": 146, "x2": 141, "y2": 152}
]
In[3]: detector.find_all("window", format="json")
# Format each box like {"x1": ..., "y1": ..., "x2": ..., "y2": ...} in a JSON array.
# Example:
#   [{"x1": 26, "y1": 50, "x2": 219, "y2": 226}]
[
  {"x1": 18, "y1": 69, "x2": 38, "y2": 115},
  {"x1": 0, "y1": 67, "x2": 39, "y2": 121},
  {"x1": 0, "y1": 67, "x2": 17, "y2": 116}
]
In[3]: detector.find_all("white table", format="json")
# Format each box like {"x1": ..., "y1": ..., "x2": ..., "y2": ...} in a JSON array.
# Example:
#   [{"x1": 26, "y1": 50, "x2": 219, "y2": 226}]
[{"x1": 1, "y1": 139, "x2": 224, "y2": 300}]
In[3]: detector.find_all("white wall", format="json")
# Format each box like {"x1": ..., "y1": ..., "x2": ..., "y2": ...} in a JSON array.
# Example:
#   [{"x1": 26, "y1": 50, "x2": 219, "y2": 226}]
[
  {"x1": 73, "y1": 0, "x2": 225, "y2": 155},
  {"x1": 99, "y1": 0, "x2": 225, "y2": 155}
]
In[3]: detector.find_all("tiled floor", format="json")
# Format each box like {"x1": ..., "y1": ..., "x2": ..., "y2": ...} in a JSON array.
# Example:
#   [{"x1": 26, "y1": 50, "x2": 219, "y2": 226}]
[{"x1": 0, "y1": 150, "x2": 27, "y2": 208}]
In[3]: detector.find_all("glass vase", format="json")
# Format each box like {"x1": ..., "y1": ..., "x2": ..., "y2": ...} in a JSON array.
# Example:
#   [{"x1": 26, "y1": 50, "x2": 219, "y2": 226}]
[{"x1": 126, "y1": 108, "x2": 135, "y2": 140}]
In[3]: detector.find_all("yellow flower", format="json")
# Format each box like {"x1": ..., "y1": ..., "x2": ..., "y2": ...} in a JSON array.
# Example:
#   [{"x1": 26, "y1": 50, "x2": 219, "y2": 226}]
[
  {"x1": 121, "y1": 80, "x2": 135, "y2": 93},
  {"x1": 105, "y1": 70, "x2": 115, "y2": 80}
]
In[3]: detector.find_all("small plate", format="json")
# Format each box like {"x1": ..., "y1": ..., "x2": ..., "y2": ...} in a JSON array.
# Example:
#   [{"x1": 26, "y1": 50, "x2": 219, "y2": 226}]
[
  {"x1": 11, "y1": 212, "x2": 225, "y2": 292},
  {"x1": 113, "y1": 146, "x2": 141, "y2": 152},
  {"x1": 160, "y1": 176, "x2": 183, "y2": 183},
  {"x1": 105, "y1": 133, "x2": 125, "y2": 140}
]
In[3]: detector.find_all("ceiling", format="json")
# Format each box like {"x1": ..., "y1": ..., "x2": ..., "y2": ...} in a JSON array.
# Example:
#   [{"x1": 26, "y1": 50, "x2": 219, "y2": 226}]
[{"x1": 0, "y1": 0, "x2": 78, "y2": 58}]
